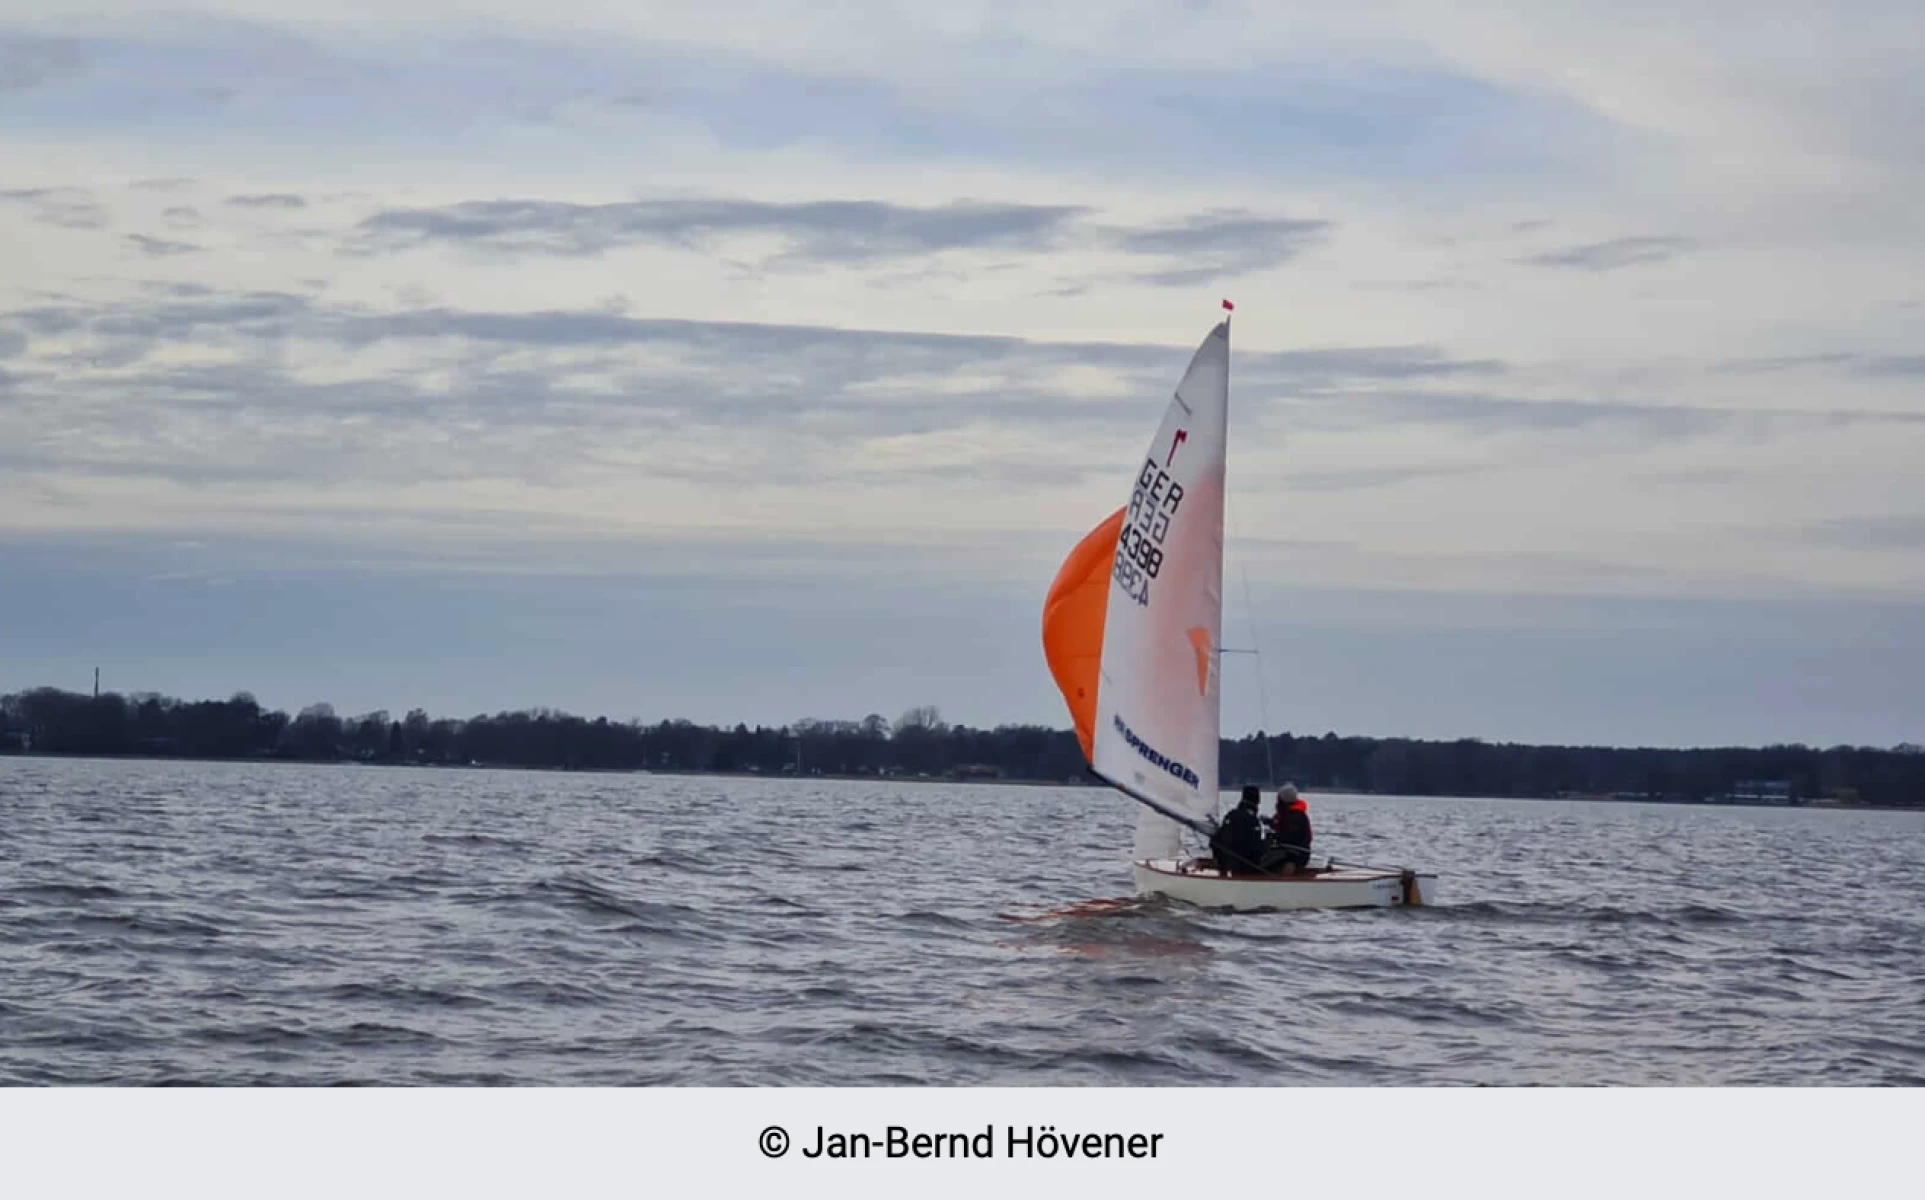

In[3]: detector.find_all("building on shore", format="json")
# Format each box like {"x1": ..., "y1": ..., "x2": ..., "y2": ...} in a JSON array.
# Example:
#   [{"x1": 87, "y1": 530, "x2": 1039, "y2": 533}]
[{"x1": 1718, "y1": 780, "x2": 1794, "y2": 805}]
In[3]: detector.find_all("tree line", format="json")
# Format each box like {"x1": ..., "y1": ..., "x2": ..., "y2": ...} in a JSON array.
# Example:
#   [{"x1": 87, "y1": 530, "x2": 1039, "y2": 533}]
[{"x1": 3, "y1": 685, "x2": 1922, "y2": 808}]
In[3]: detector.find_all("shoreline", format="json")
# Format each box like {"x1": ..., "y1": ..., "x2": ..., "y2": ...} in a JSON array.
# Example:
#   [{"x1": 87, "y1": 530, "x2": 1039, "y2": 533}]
[{"x1": 5, "y1": 750, "x2": 1917, "y2": 811}]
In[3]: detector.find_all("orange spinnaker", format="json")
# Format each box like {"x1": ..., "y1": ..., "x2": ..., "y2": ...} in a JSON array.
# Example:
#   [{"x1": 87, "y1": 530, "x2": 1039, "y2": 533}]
[{"x1": 1042, "y1": 507, "x2": 1123, "y2": 762}]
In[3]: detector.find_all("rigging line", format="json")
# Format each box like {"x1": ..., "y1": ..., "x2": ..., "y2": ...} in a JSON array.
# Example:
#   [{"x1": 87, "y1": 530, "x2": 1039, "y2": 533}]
[
  {"x1": 1221, "y1": 336, "x2": 1273, "y2": 799},
  {"x1": 1226, "y1": 478, "x2": 1277, "y2": 789},
  {"x1": 1239, "y1": 561, "x2": 1277, "y2": 788}
]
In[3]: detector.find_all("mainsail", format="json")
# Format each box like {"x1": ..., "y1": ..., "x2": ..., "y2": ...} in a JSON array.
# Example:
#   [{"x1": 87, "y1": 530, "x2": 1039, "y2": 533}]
[{"x1": 1043, "y1": 319, "x2": 1229, "y2": 860}]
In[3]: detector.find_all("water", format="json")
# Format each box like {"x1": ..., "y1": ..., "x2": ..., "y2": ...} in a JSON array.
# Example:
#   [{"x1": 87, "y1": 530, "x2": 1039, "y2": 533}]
[{"x1": 2, "y1": 756, "x2": 1921, "y2": 1085}]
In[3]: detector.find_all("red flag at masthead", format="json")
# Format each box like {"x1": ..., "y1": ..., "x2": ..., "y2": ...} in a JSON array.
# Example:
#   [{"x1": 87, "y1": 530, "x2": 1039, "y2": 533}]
[{"x1": 1221, "y1": 298, "x2": 1235, "y2": 311}]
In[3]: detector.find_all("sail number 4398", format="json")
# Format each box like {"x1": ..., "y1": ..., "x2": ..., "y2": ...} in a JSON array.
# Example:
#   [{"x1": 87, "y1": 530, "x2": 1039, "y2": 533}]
[{"x1": 1115, "y1": 456, "x2": 1186, "y2": 606}]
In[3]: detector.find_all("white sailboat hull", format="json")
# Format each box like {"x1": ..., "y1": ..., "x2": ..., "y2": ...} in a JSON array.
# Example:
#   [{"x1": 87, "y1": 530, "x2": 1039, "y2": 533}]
[{"x1": 1133, "y1": 858, "x2": 1439, "y2": 910}]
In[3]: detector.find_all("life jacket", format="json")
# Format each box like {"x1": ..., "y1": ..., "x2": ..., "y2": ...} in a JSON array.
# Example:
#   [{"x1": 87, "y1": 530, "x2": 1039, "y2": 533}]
[{"x1": 1271, "y1": 803, "x2": 1312, "y2": 850}]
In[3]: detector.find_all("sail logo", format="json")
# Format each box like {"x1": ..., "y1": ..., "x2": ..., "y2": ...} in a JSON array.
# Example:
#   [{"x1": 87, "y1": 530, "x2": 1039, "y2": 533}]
[{"x1": 1113, "y1": 714, "x2": 1200, "y2": 789}]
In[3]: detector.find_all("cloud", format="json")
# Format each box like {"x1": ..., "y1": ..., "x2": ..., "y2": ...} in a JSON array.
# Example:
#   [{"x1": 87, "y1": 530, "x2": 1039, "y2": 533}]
[
  {"x1": 1716, "y1": 352, "x2": 1859, "y2": 373},
  {"x1": 0, "y1": 329, "x2": 25, "y2": 359},
  {"x1": 355, "y1": 197, "x2": 1089, "y2": 262},
  {"x1": 1103, "y1": 209, "x2": 1331, "y2": 285},
  {"x1": 1353, "y1": 277, "x2": 1478, "y2": 294},
  {"x1": 1861, "y1": 355, "x2": 1925, "y2": 378},
  {"x1": 1276, "y1": 465, "x2": 1489, "y2": 492},
  {"x1": 1810, "y1": 516, "x2": 1925, "y2": 550},
  {"x1": 0, "y1": 18, "x2": 1624, "y2": 194},
  {"x1": 0, "y1": 287, "x2": 1530, "y2": 517},
  {"x1": 1718, "y1": 352, "x2": 1925, "y2": 378},
  {"x1": 1245, "y1": 389, "x2": 1739, "y2": 452},
  {"x1": 14, "y1": 284, "x2": 1901, "y2": 541},
  {"x1": 351, "y1": 192, "x2": 1351, "y2": 293},
  {"x1": 1523, "y1": 236, "x2": 1696, "y2": 270},
  {"x1": 124, "y1": 234, "x2": 203, "y2": 257},
  {"x1": 0, "y1": 35, "x2": 85, "y2": 94},
  {"x1": 0, "y1": 186, "x2": 107, "y2": 230},
  {"x1": 226, "y1": 193, "x2": 307, "y2": 209},
  {"x1": 1356, "y1": 392, "x2": 1717, "y2": 436},
  {"x1": 138, "y1": 281, "x2": 216, "y2": 298},
  {"x1": 0, "y1": 290, "x2": 1533, "y2": 418},
  {"x1": 1244, "y1": 346, "x2": 1504, "y2": 388}
]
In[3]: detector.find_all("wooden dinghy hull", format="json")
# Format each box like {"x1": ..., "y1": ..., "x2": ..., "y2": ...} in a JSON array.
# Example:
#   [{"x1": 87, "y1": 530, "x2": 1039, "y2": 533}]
[{"x1": 1133, "y1": 858, "x2": 1439, "y2": 910}]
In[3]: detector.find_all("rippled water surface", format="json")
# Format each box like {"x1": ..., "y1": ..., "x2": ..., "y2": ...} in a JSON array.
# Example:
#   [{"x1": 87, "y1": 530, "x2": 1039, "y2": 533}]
[{"x1": 3, "y1": 756, "x2": 1921, "y2": 1085}]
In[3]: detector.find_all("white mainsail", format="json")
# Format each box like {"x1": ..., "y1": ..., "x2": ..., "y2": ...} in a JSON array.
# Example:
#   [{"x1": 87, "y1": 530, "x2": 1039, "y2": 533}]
[{"x1": 1089, "y1": 320, "x2": 1229, "y2": 859}]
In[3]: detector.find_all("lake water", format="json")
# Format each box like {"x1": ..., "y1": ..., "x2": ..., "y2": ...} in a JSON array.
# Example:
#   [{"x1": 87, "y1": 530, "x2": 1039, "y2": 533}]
[{"x1": 2, "y1": 756, "x2": 1920, "y2": 1085}]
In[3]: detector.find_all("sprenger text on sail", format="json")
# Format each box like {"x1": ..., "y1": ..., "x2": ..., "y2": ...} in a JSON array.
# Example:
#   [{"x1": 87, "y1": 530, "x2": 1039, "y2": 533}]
[
  {"x1": 798, "y1": 1124, "x2": 1164, "y2": 1159},
  {"x1": 1113, "y1": 714, "x2": 1201, "y2": 789}
]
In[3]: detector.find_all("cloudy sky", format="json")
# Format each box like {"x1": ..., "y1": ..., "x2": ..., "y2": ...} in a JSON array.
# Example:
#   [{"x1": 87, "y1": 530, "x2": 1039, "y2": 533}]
[{"x1": 2, "y1": 2, "x2": 1922, "y2": 747}]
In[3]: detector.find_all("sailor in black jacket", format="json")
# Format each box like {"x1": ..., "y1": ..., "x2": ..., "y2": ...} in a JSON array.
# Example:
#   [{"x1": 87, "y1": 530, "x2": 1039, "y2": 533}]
[{"x1": 1211, "y1": 786, "x2": 1267, "y2": 875}]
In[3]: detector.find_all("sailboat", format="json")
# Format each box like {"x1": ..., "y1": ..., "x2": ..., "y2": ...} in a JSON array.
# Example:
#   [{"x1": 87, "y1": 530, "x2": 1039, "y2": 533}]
[{"x1": 1042, "y1": 304, "x2": 1438, "y2": 911}]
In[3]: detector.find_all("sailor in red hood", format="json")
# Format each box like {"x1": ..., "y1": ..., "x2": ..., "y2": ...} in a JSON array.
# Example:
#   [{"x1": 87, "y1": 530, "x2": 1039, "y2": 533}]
[{"x1": 1264, "y1": 783, "x2": 1313, "y2": 874}]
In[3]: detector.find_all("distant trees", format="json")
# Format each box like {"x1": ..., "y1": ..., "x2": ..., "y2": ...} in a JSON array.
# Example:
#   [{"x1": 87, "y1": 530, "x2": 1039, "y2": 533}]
[
  {"x1": 1218, "y1": 729, "x2": 1925, "y2": 808},
  {"x1": 281, "y1": 703, "x2": 344, "y2": 759},
  {"x1": 3, "y1": 683, "x2": 1922, "y2": 807},
  {"x1": 1, "y1": 687, "x2": 283, "y2": 757},
  {"x1": 895, "y1": 706, "x2": 946, "y2": 735}
]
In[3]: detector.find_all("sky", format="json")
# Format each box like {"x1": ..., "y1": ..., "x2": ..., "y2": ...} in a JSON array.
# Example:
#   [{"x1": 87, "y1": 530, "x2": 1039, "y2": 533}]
[{"x1": 2, "y1": 2, "x2": 1922, "y2": 748}]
